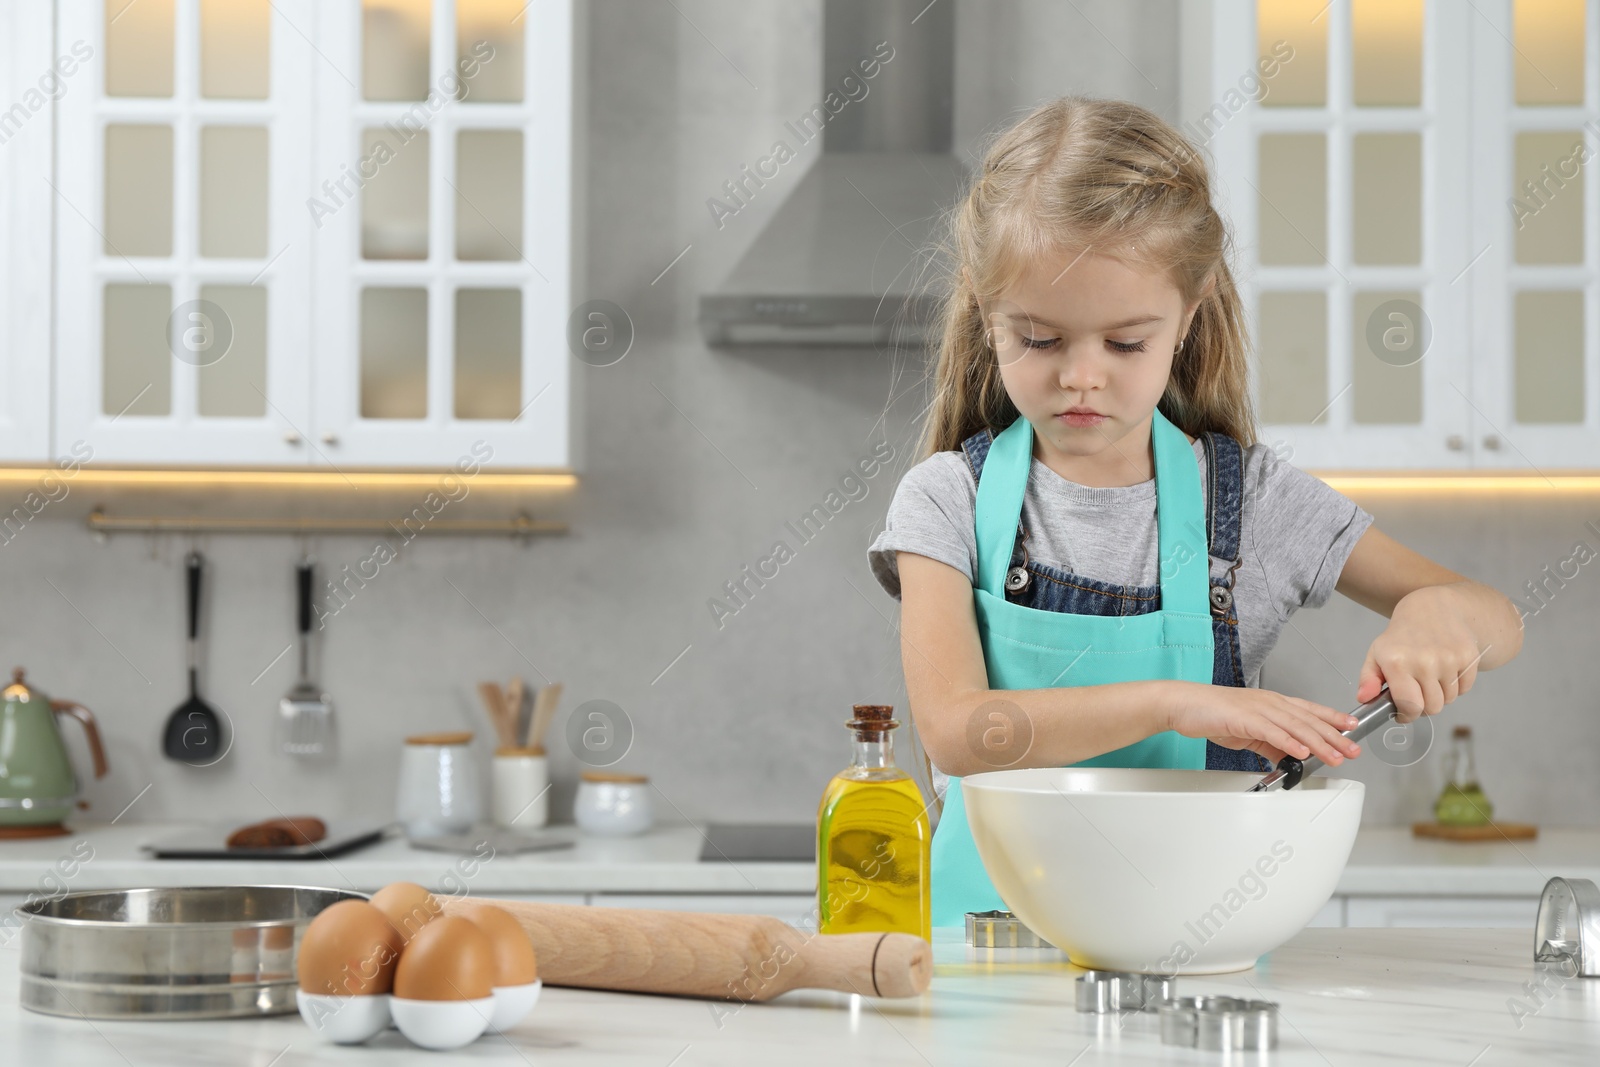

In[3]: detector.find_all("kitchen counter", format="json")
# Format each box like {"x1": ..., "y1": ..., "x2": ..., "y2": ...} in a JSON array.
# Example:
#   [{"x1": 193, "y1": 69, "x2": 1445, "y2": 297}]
[
  {"x1": 6, "y1": 927, "x2": 1598, "y2": 1064},
  {"x1": 1, "y1": 822, "x2": 1597, "y2": 899},
  {"x1": 0, "y1": 821, "x2": 810, "y2": 896},
  {"x1": 1340, "y1": 825, "x2": 1600, "y2": 894}
]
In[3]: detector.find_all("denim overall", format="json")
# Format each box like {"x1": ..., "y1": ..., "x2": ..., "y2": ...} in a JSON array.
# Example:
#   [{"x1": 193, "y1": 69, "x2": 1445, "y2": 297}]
[{"x1": 929, "y1": 409, "x2": 1270, "y2": 925}]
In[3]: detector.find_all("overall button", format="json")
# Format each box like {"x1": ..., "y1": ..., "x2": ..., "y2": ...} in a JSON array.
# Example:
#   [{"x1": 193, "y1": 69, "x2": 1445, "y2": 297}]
[
  {"x1": 1209, "y1": 585, "x2": 1233, "y2": 613},
  {"x1": 1005, "y1": 566, "x2": 1031, "y2": 594}
]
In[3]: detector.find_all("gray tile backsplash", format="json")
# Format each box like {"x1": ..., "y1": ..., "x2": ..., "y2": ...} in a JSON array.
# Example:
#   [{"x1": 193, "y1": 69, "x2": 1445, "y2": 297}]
[{"x1": 4, "y1": 1, "x2": 1590, "y2": 834}]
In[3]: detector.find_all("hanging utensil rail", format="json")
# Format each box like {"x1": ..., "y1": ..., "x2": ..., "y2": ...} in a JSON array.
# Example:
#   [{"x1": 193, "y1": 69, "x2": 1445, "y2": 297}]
[{"x1": 86, "y1": 510, "x2": 566, "y2": 538}]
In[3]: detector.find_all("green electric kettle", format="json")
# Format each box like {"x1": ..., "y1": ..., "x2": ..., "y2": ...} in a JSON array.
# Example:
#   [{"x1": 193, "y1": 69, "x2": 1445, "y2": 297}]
[{"x1": 0, "y1": 668, "x2": 108, "y2": 836}]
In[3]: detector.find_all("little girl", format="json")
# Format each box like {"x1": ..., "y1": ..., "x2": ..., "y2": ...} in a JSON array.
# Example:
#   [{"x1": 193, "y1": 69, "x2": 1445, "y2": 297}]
[{"x1": 867, "y1": 96, "x2": 1524, "y2": 926}]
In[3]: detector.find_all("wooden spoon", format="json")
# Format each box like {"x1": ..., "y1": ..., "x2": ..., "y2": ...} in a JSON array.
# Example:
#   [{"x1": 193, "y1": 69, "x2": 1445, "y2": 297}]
[
  {"x1": 528, "y1": 681, "x2": 563, "y2": 752},
  {"x1": 477, "y1": 681, "x2": 512, "y2": 748},
  {"x1": 505, "y1": 676, "x2": 526, "y2": 748}
]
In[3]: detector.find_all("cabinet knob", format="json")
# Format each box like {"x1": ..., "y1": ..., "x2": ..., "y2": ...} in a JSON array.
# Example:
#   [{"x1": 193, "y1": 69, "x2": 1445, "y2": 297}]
[
  {"x1": 283, "y1": 431, "x2": 302, "y2": 445},
  {"x1": 1446, "y1": 434, "x2": 1465, "y2": 451},
  {"x1": 1483, "y1": 434, "x2": 1502, "y2": 451},
  {"x1": 320, "y1": 432, "x2": 339, "y2": 446}
]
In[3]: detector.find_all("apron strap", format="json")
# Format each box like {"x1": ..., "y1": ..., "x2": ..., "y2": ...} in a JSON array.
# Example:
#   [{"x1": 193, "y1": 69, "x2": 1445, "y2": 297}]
[
  {"x1": 973, "y1": 409, "x2": 1212, "y2": 616},
  {"x1": 1151, "y1": 407, "x2": 1211, "y2": 616},
  {"x1": 973, "y1": 417, "x2": 1032, "y2": 598}
]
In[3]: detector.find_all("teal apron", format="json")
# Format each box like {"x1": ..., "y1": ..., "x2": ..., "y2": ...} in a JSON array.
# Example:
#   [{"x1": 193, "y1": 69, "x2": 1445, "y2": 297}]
[{"x1": 930, "y1": 407, "x2": 1216, "y2": 925}]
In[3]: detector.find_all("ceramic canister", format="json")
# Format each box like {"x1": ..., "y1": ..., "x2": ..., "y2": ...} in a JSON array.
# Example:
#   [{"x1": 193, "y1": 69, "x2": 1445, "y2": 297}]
[
  {"x1": 397, "y1": 732, "x2": 482, "y2": 837},
  {"x1": 491, "y1": 747, "x2": 549, "y2": 829}
]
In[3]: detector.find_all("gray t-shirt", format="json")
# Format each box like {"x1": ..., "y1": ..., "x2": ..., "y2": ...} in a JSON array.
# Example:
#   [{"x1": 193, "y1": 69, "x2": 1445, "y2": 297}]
[{"x1": 867, "y1": 436, "x2": 1374, "y2": 690}]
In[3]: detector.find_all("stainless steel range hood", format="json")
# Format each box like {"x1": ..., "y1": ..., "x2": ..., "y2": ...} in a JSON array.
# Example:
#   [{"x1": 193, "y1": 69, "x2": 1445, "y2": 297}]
[{"x1": 698, "y1": 0, "x2": 967, "y2": 348}]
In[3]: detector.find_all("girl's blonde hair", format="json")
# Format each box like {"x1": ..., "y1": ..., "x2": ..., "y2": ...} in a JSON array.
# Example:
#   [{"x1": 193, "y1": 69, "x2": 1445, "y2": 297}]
[{"x1": 918, "y1": 95, "x2": 1258, "y2": 458}]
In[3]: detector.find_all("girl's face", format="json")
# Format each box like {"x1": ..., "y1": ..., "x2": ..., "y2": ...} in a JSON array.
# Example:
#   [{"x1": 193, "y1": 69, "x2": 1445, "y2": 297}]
[{"x1": 977, "y1": 246, "x2": 1201, "y2": 482}]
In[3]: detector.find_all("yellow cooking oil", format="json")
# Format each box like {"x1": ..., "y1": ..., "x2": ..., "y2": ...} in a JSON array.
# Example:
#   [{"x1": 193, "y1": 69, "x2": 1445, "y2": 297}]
[{"x1": 816, "y1": 704, "x2": 930, "y2": 941}]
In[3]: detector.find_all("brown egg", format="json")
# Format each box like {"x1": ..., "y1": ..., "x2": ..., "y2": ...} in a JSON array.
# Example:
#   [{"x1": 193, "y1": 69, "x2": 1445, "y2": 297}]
[
  {"x1": 370, "y1": 881, "x2": 443, "y2": 944},
  {"x1": 392, "y1": 916, "x2": 495, "y2": 1001},
  {"x1": 455, "y1": 904, "x2": 538, "y2": 986},
  {"x1": 296, "y1": 900, "x2": 403, "y2": 996}
]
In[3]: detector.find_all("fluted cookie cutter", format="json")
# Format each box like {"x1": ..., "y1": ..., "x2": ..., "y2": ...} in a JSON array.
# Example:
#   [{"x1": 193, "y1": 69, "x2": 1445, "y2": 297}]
[
  {"x1": 1534, "y1": 876, "x2": 1600, "y2": 977},
  {"x1": 1074, "y1": 970, "x2": 1176, "y2": 1013},
  {"x1": 964, "y1": 910, "x2": 1050, "y2": 949},
  {"x1": 1159, "y1": 995, "x2": 1279, "y2": 1051}
]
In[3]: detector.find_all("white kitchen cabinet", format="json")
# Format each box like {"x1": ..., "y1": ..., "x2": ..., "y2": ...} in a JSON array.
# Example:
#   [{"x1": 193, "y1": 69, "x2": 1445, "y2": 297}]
[
  {"x1": 55, "y1": 0, "x2": 316, "y2": 467},
  {"x1": 44, "y1": 0, "x2": 581, "y2": 470},
  {"x1": 305, "y1": 0, "x2": 580, "y2": 468},
  {"x1": 1202, "y1": 1, "x2": 1600, "y2": 471},
  {"x1": 1344, "y1": 895, "x2": 1538, "y2": 928},
  {"x1": 0, "y1": 3, "x2": 54, "y2": 463},
  {"x1": 447, "y1": 892, "x2": 587, "y2": 907},
  {"x1": 1466, "y1": 1, "x2": 1600, "y2": 470},
  {"x1": 1305, "y1": 896, "x2": 1345, "y2": 928},
  {"x1": 590, "y1": 893, "x2": 821, "y2": 930}
]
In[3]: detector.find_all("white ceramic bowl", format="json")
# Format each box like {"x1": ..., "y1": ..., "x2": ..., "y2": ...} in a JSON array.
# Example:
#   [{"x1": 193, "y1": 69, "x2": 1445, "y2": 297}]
[
  {"x1": 488, "y1": 979, "x2": 542, "y2": 1031},
  {"x1": 962, "y1": 767, "x2": 1364, "y2": 974},
  {"x1": 296, "y1": 990, "x2": 390, "y2": 1044},
  {"x1": 390, "y1": 996, "x2": 495, "y2": 1050}
]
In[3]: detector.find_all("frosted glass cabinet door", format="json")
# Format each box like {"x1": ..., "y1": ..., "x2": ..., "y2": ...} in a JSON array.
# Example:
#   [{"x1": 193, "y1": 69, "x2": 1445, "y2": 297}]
[
  {"x1": 43, "y1": 0, "x2": 576, "y2": 471},
  {"x1": 0, "y1": 3, "x2": 53, "y2": 462},
  {"x1": 1209, "y1": 0, "x2": 1475, "y2": 469},
  {"x1": 53, "y1": 0, "x2": 316, "y2": 466},
  {"x1": 309, "y1": 0, "x2": 575, "y2": 468},
  {"x1": 1468, "y1": 0, "x2": 1599, "y2": 468}
]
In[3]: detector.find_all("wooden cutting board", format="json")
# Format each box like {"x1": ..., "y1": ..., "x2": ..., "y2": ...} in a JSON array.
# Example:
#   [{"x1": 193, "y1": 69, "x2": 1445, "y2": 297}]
[{"x1": 1412, "y1": 821, "x2": 1538, "y2": 841}]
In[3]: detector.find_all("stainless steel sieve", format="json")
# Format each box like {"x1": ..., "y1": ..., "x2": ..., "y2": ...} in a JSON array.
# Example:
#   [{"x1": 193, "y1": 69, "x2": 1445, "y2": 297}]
[{"x1": 16, "y1": 884, "x2": 365, "y2": 1020}]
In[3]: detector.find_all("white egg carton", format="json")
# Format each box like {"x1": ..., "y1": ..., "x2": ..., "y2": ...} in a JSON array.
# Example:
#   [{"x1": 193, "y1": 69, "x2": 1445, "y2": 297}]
[{"x1": 297, "y1": 980, "x2": 542, "y2": 1050}]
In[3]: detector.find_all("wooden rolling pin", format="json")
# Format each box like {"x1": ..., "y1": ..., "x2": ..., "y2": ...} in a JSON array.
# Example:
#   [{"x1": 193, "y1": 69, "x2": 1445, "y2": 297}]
[{"x1": 441, "y1": 896, "x2": 931, "y2": 1001}]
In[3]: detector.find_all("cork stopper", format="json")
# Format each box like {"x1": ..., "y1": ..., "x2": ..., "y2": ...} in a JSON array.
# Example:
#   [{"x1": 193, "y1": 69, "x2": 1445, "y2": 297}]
[
  {"x1": 846, "y1": 704, "x2": 898, "y2": 737},
  {"x1": 1452, "y1": 725, "x2": 1472, "y2": 739}
]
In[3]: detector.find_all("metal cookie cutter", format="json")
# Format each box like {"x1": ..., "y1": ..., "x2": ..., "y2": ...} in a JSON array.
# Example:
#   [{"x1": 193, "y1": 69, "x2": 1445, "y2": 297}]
[
  {"x1": 1159, "y1": 996, "x2": 1279, "y2": 1051},
  {"x1": 1074, "y1": 970, "x2": 1176, "y2": 1013},
  {"x1": 964, "y1": 910, "x2": 1050, "y2": 948},
  {"x1": 1535, "y1": 876, "x2": 1600, "y2": 976}
]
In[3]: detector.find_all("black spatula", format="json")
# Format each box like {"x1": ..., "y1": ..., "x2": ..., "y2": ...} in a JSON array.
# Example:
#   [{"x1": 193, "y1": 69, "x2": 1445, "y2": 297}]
[{"x1": 163, "y1": 550, "x2": 224, "y2": 763}]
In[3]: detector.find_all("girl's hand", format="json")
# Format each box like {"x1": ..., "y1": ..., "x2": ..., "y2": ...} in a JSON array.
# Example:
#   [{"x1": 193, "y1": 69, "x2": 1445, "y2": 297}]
[
  {"x1": 1356, "y1": 584, "x2": 1485, "y2": 723},
  {"x1": 1162, "y1": 682, "x2": 1362, "y2": 767}
]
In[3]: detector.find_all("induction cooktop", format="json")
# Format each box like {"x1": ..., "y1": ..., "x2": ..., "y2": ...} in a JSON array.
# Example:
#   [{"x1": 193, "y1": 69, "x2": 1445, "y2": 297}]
[{"x1": 699, "y1": 823, "x2": 814, "y2": 863}]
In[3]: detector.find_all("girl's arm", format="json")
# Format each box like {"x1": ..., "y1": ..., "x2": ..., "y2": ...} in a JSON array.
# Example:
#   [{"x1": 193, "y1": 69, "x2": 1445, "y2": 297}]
[
  {"x1": 1334, "y1": 526, "x2": 1523, "y2": 722},
  {"x1": 898, "y1": 551, "x2": 1362, "y2": 778}
]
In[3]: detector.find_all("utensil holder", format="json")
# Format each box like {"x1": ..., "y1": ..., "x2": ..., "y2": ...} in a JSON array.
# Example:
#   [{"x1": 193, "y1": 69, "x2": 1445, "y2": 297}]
[{"x1": 491, "y1": 748, "x2": 549, "y2": 830}]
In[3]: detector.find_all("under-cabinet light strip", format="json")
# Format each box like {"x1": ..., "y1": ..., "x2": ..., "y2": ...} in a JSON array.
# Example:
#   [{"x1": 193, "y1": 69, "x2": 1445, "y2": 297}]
[
  {"x1": 0, "y1": 469, "x2": 578, "y2": 490},
  {"x1": 1316, "y1": 475, "x2": 1600, "y2": 492}
]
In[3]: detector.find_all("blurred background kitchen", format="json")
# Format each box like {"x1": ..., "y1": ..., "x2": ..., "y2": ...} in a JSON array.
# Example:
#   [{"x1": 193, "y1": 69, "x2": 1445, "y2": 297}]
[{"x1": 0, "y1": 0, "x2": 1595, "y2": 845}]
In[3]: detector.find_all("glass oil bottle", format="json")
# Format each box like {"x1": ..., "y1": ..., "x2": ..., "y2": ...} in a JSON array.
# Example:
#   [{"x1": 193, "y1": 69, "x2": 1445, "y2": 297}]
[
  {"x1": 1434, "y1": 724, "x2": 1494, "y2": 826},
  {"x1": 816, "y1": 704, "x2": 931, "y2": 941}
]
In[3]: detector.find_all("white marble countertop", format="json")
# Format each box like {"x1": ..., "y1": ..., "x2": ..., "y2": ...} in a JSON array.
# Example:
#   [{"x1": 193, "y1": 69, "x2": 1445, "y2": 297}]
[
  {"x1": 6, "y1": 927, "x2": 1598, "y2": 1064},
  {"x1": 1338, "y1": 826, "x2": 1600, "y2": 895},
  {"x1": 0, "y1": 822, "x2": 811, "y2": 897},
  {"x1": 2, "y1": 822, "x2": 1598, "y2": 900}
]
